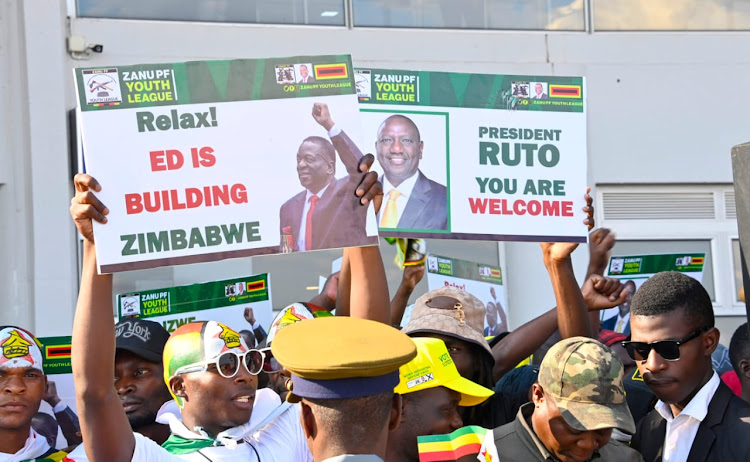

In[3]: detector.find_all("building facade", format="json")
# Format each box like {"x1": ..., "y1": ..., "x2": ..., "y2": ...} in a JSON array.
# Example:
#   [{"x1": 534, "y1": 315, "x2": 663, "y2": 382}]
[{"x1": 2, "y1": 0, "x2": 747, "y2": 343}]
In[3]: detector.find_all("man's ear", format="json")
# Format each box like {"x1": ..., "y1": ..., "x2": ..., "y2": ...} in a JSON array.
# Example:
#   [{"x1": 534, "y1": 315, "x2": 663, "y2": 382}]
[
  {"x1": 389, "y1": 393, "x2": 403, "y2": 431},
  {"x1": 530, "y1": 383, "x2": 545, "y2": 406},
  {"x1": 300, "y1": 401, "x2": 316, "y2": 439},
  {"x1": 169, "y1": 375, "x2": 187, "y2": 403},
  {"x1": 740, "y1": 359, "x2": 750, "y2": 380},
  {"x1": 703, "y1": 327, "x2": 720, "y2": 356}
]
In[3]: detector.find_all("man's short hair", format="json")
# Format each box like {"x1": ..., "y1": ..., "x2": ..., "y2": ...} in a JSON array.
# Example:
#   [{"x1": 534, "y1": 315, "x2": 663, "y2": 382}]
[
  {"x1": 378, "y1": 115, "x2": 421, "y2": 142},
  {"x1": 730, "y1": 322, "x2": 750, "y2": 375},
  {"x1": 305, "y1": 391, "x2": 393, "y2": 453},
  {"x1": 301, "y1": 136, "x2": 335, "y2": 163},
  {"x1": 630, "y1": 271, "x2": 714, "y2": 328}
]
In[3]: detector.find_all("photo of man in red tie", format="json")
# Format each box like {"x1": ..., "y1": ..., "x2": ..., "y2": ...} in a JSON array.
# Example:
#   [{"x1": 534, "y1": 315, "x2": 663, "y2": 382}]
[{"x1": 279, "y1": 103, "x2": 378, "y2": 251}]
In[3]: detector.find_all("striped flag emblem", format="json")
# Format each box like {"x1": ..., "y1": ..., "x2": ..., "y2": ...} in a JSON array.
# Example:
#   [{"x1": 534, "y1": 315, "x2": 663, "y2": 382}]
[
  {"x1": 314, "y1": 63, "x2": 349, "y2": 80},
  {"x1": 46, "y1": 345, "x2": 72, "y2": 359},
  {"x1": 247, "y1": 280, "x2": 266, "y2": 292},
  {"x1": 549, "y1": 84, "x2": 582, "y2": 98},
  {"x1": 490, "y1": 269, "x2": 501, "y2": 278}
]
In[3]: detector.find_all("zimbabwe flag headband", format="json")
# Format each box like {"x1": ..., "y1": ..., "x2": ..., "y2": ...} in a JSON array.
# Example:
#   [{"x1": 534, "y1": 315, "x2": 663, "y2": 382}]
[
  {"x1": 0, "y1": 326, "x2": 44, "y2": 373},
  {"x1": 163, "y1": 321, "x2": 249, "y2": 407}
]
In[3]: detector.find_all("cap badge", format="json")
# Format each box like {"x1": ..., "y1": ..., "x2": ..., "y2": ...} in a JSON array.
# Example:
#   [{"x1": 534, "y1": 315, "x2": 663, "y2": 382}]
[{"x1": 454, "y1": 302, "x2": 465, "y2": 326}]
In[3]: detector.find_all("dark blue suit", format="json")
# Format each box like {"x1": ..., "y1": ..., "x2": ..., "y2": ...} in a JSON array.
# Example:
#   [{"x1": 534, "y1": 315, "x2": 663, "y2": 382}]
[
  {"x1": 601, "y1": 313, "x2": 631, "y2": 335},
  {"x1": 279, "y1": 131, "x2": 376, "y2": 251},
  {"x1": 383, "y1": 170, "x2": 447, "y2": 231}
]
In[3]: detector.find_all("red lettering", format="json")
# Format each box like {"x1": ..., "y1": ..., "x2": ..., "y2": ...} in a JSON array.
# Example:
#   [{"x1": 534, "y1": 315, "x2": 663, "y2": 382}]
[
  {"x1": 166, "y1": 150, "x2": 184, "y2": 170},
  {"x1": 528, "y1": 200, "x2": 541, "y2": 215},
  {"x1": 562, "y1": 201, "x2": 573, "y2": 216},
  {"x1": 199, "y1": 147, "x2": 216, "y2": 167},
  {"x1": 143, "y1": 192, "x2": 161, "y2": 212},
  {"x1": 149, "y1": 150, "x2": 166, "y2": 171},
  {"x1": 170, "y1": 189, "x2": 186, "y2": 210},
  {"x1": 542, "y1": 200, "x2": 560, "y2": 216},
  {"x1": 150, "y1": 149, "x2": 184, "y2": 171},
  {"x1": 489, "y1": 199, "x2": 502, "y2": 214},
  {"x1": 513, "y1": 200, "x2": 525, "y2": 215},
  {"x1": 126, "y1": 184, "x2": 248, "y2": 213},
  {"x1": 125, "y1": 193, "x2": 143, "y2": 214},
  {"x1": 186, "y1": 188, "x2": 202, "y2": 208},
  {"x1": 468, "y1": 197, "x2": 488, "y2": 214}
]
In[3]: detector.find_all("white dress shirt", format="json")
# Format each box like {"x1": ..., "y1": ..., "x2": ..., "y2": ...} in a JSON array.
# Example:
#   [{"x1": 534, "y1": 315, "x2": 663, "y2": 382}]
[
  {"x1": 379, "y1": 172, "x2": 419, "y2": 226},
  {"x1": 298, "y1": 182, "x2": 330, "y2": 251},
  {"x1": 654, "y1": 371, "x2": 720, "y2": 462}
]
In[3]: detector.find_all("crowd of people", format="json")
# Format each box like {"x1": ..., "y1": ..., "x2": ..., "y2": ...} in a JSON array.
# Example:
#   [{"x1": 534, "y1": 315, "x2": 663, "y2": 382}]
[{"x1": 2, "y1": 169, "x2": 750, "y2": 462}]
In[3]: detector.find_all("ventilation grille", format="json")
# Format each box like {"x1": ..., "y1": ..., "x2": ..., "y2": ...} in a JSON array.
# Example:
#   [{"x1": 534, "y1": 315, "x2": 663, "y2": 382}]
[
  {"x1": 725, "y1": 190, "x2": 737, "y2": 220},
  {"x1": 602, "y1": 192, "x2": 715, "y2": 220}
]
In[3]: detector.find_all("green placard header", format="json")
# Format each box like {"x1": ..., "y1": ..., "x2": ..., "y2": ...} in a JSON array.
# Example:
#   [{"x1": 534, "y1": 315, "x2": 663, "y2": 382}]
[
  {"x1": 76, "y1": 55, "x2": 355, "y2": 112},
  {"x1": 608, "y1": 253, "x2": 705, "y2": 276},
  {"x1": 355, "y1": 68, "x2": 584, "y2": 113},
  {"x1": 427, "y1": 254, "x2": 503, "y2": 284},
  {"x1": 116, "y1": 274, "x2": 269, "y2": 320}
]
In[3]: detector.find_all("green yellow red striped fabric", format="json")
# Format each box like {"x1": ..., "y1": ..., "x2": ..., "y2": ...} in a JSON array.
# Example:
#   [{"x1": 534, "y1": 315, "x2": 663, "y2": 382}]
[
  {"x1": 417, "y1": 426, "x2": 496, "y2": 461},
  {"x1": 162, "y1": 321, "x2": 248, "y2": 406}
]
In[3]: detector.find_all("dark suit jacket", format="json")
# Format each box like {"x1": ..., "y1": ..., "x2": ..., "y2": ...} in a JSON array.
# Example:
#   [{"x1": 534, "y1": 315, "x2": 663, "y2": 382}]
[
  {"x1": 601, "y1": 313, "x2": 631, "y2": 335},
  {"x1": 280, "y1": 131, "x2": 376, "y2": 251},
  {"x1": 383, "y1": 170, "x2": 447, "y2": 230},
  {"x1": 631, "y1": 381, "x2": 750, "y2": 462}
]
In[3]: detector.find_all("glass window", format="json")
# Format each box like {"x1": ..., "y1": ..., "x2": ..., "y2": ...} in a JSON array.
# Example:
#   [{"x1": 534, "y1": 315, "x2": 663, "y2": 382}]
[
  {"x1": 595, "y1": 0, "x2": 750, "y2": 30},
  {"x1": 611, "y1": 239, "x2": 715, "y2": 301},
  {"x1": 732, "y1": 239, "x2": 744, "y2": 303},
  {"x1": 353, "y1": 0, "x2": 584, "y2": 30},
  {"x1": 77, "y1": 0, "x2": 346, "y2": 26}
]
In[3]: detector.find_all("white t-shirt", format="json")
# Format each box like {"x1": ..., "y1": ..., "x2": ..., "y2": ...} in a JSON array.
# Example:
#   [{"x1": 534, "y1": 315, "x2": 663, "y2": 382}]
[
  {"x1": 0, "y1": 429, "x2": 51, "y2": 462},
  {"x1": 67, "y1": 391, "x2": 312, "y2": 462}
]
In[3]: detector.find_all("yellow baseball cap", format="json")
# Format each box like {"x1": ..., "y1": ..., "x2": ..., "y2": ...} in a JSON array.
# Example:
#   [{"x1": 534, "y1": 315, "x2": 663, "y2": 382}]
[{"x1": 394, "y1": 337, "x2": 493, "y2": 407}]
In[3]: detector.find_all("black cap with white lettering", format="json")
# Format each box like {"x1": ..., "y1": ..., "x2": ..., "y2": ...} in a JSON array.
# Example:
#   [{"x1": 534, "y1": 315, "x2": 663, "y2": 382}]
[{"x1": 115, "y1": 318, "x2": 170, "y2": 363}]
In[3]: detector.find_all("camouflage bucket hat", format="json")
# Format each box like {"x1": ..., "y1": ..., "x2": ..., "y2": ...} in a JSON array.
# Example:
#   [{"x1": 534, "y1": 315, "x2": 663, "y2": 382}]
[
  {"x1": 538, "y1": 336, "x2": 635, "y2": 434},
  {"x1": 402, "y1": 287, "x2": 493, "y2": 363}
]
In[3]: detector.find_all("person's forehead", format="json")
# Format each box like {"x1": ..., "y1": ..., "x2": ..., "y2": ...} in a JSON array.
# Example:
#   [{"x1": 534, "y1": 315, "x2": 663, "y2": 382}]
[
  {"x1": 413, "y1": 385, "x2": 460, "y2": 405},
  {"x1": 0, "y1": 365, "x2": 43, "y2": 375},
  {"x1": 381, "y1": 117, "x2": 417, "y2": 136},
  {"x1": 297, "y1": 142, "x2": 325, "y2": 158},
  {"x1": 630, "y1": 311, "x2": 695, "y2": 342},
  {"x1": 419, "y1": 333, "x2": 468, "y2": 349},
  {"x1": 115, "y1": 349, "x2": 161, "y2": 368}
]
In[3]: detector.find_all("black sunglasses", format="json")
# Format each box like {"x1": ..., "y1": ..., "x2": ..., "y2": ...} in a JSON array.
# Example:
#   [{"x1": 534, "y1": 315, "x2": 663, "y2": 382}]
[{"x1": 621, "y1": 326, "x2": 710, "y2": 362}]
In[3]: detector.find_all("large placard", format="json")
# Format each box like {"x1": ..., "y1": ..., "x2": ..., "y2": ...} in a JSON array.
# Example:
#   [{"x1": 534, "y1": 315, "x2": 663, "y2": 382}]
[
  {"x1": 355, "y1": 68, "x2": 587, "y2": 242},
  {"x1": 75, "y1": 55, "x2": 377, "y2": 273}
]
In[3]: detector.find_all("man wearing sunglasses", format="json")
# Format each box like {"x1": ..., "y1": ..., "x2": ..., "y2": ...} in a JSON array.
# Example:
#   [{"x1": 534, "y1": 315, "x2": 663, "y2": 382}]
[
  {"x1": 627, "y1": 271, "x2": 750, "y2": 462},
  {"x1": 70, "y1": 176, "x2": 312, "y2": 461}
]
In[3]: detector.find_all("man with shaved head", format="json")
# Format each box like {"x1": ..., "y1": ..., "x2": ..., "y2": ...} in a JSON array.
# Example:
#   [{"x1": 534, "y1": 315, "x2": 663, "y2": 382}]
[{"x1": 375, "y1": 114, "x2": 447, "y2": 230}]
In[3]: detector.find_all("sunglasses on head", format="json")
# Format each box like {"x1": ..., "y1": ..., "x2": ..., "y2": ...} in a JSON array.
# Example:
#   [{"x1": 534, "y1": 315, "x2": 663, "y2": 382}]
[
  {"x1": 621, "y1": 326, "x2": 710, "y2": 362},
  {"x1": 259, "y1": 347, "x2": 283, "y2": 373},
  {"x1": 174, "y1": 349, "x2": 265, "y2": 379}
]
